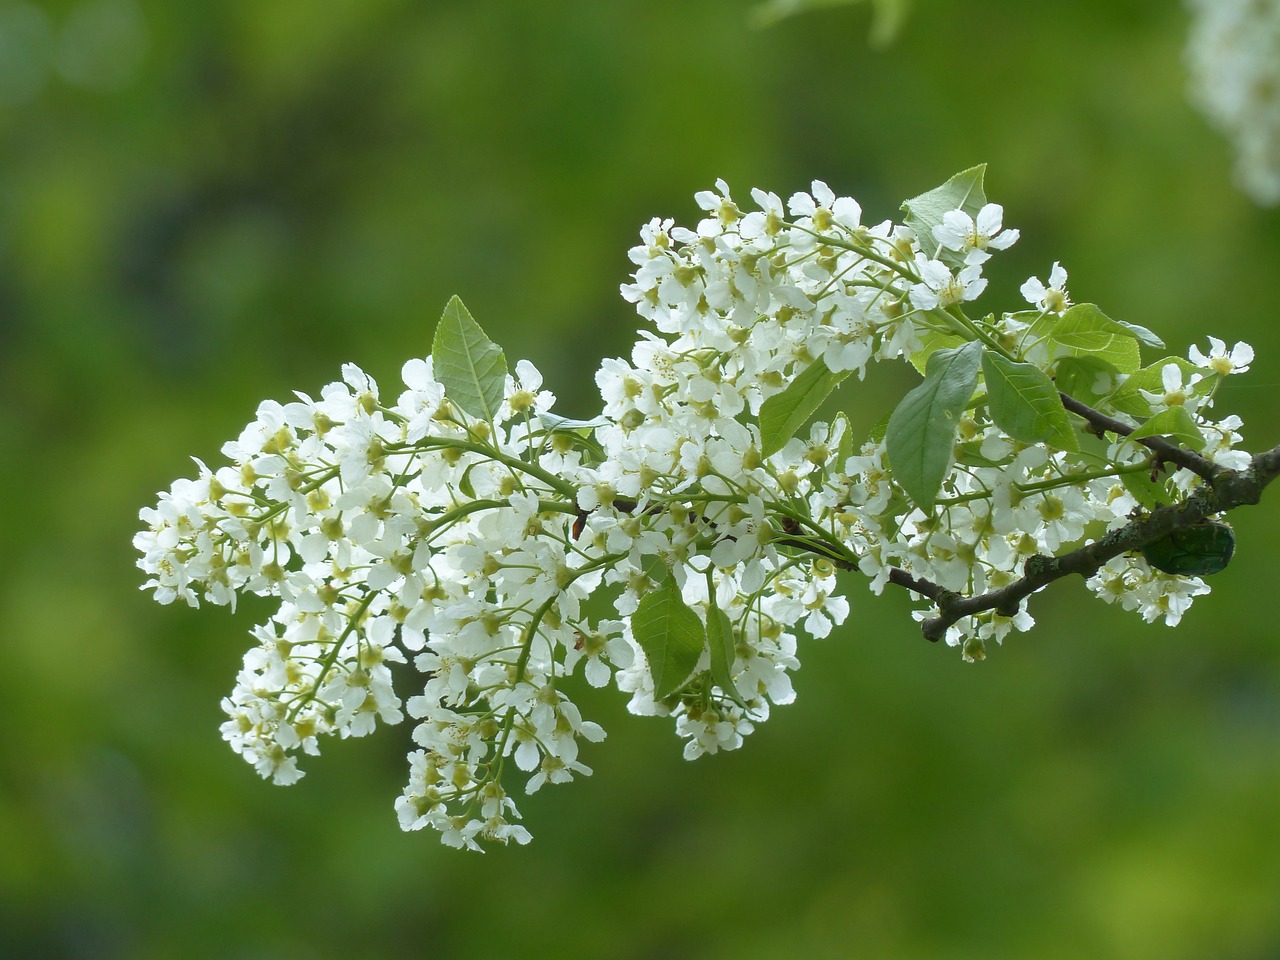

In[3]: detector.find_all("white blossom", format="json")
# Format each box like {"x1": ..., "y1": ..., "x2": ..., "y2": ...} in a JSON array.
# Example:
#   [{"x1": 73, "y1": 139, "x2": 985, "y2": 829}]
[
  {"x1": 1020, "y1": 262, "x2": 1071, "y2": 314},
  {"x1": 1186, "y1": 0, "x2": 1280, "y2": 204},
  {"x1": 932, "y1": 203, "x2": 1019, "y2": 265}
]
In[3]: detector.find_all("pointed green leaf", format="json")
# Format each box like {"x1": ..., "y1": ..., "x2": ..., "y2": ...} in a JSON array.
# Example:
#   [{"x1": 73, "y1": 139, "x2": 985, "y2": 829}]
[
  {"x1": 759, "y1": 357, "x2": 850, "y2": 457},
  {"x1": 954, "y1": 439, "x2": 1013, "y2": 469},
  {"x1": 535, "y1": 411, "x2": 607, "y2": 461},
  {"x1": 1121, "y1": 468, "x2": 1175, "y2": 510},
  {"x1": 1053, "y1": 356, "x2": 1123, "y2": 406},
  {"x1": 1114, "y1": 318, "x2": 1164, "y2": 349},
  {"x1": 981, "y1": 351, "x2": 1078, "y2": 452},
  {"x1": 885, "y1": 339, "x2": 983, "y2": 510},
  {"x1": 1109, "y1": 357, "x2": 1202, "y2": 418},
  {"x1": 834, "y1": 412, "x2": 853, "y2": 467},
  {"x1": 706, "y1": 606, "x2": 748, "y2": 708},
  {"x1": 632, "y1": 579, "x2": 706, "y2": 699},
  {"x1": 902, "y1": 165, "x2": 987, "y2": 260},
  {"x1": 1027, "y1": 303, "x2": 1141, "y2": 374},
  {"x1": 867, "y1": 408, "x2": 893, "y2": 444},
  {"x1": 636, "y1": 551, "x2": 674, "y2": 586},
  {"x1": 431, "y1": 296, "x2": 508, "y2": 422},
  {"x1": 907, "y1": 329, "x2": 968, "y2": 374},
  {"x1": 1128, "y1": 406, "x2": 1205, "y2": 450},
  {"x1": 537, "y1": 411, "x2": 609, "y2": 432},
  {"x1": 457, "y1": 464, "x2": 477, "y2": 500}
]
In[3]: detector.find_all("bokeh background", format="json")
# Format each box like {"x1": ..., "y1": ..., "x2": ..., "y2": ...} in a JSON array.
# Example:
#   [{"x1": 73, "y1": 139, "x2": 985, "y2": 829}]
[{"x1": 5, "y1": 0, "x2": 1280, "y2": 957}]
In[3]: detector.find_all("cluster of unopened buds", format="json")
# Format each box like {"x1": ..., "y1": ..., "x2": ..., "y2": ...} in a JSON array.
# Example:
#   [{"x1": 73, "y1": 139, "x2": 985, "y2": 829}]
[{"x1": 137, "y1": 167, "x2": 1260, "y2": 848}]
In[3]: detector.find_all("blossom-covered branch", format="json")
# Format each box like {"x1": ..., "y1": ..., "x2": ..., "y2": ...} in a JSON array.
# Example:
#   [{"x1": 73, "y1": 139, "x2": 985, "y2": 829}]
[
  {"x1": 1056, "y1": 392, "x2": 1220, "y2": 483},
  {"x1": 136, "y1": 168, "x2": 1261, "y2": 848},
  {"x1": 890, "y1": 440, "x2": 1280, "y2": 645}
]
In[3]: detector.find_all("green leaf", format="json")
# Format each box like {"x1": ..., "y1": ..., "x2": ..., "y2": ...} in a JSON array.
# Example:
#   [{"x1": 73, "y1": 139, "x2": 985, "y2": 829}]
[
  {"x1": 1128, "y1": 406, "x2": 1205, "y2": 451},
  {"x1": 537, "y1": 411, "x2": 609, "y2": 432},
  {"x1": 981, "y1": 351, "x2": 1078, "y2": 452},
  {"x1": 834, "y1": 411, "x2": 853, "y2": 467},
  {"x1": 458, "y1": 464, "x2": 477, "y2": 500},
  {"x1": 1121, "y1": 468, "x2": 1175, "y2": 510},
  {"x1": 954, "y1": 439, "x2": 1012, "y2": 469},
  {"x1": 1109, "y1": 357, "x2": 1202, "y2": 418},
  {"x1": 901, "y1": 165, "x2": 987, "y2": 261},
  {"x1": 1027, "y1": 304, "x2": 1141, "y2": 374},
  {"x1": 907, "y1": 329, "x2": 967, "y2": 374},
  {"x1": 1113, "y1": 318, "x2": 1164, "y2": 349},
  {"x1": 759, "y1": 357, "x2": 850, "y2": 458},
  {"x1": 431, "y1": 296, "x2": 508, "y2": 422},
  {"x1": 632, "y1": 580, "x2": 706, "y2": 700},
  {"x1": 885, "y1": 340, "x2": 983, "y2": 510},
  {"x1": 637, "y1": 551, "x2": 674, "y2": 585},
  {"x1": 867, "y1": 408, "x2": 893, "y2": 444},
  {"x1": 534, "y1": 411, "x2": 608, "y2": 462},
  {"x1": 1053, "y1": 356, "x2": 1122, "y2": 406},
  {"x1": 706, "y1": 607, "x2": 747, "y2": 708}
]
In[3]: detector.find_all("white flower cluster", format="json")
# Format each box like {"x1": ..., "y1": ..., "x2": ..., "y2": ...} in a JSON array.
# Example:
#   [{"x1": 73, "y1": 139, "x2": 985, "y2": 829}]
[
  {"x1": 613, "y1": 181, "x2": 1251, "y2": 656},
  {"x1": 136, "y1": 357, "x2": 609, "y2": 847},
  {"x1": 1186, "y1": 0, "x2": 1280, "y2": 204},
  {"x1": 138, "y1": 176, "x2": 1256, "y2": 847}
]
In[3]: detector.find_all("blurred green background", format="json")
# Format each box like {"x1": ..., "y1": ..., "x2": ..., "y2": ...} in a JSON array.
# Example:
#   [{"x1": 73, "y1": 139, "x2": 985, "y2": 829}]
[{"x1": 5, "y1": 0, "x2": 1280, "y2": 957}]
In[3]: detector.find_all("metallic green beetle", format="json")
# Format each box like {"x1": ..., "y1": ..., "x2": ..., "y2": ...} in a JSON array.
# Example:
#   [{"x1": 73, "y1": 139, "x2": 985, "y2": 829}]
[{"x1": 1140, "y1": 520, "x2": 1235, "y2": 576}]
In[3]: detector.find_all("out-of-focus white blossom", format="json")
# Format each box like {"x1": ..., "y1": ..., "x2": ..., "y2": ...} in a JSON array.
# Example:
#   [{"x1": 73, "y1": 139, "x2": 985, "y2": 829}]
[{"x1": 1186, "y1": 0, "x2": 1280, "y2": 204}]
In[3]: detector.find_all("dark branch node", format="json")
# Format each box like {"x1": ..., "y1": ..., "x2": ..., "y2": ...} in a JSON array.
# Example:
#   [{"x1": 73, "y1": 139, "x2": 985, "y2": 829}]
[{"x1": 886, "y1": 430, "x2": 1280, "y2": 644}]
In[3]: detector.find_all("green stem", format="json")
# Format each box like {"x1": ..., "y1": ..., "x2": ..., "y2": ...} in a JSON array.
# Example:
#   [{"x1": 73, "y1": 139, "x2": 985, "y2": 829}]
[
  {"x1": 798, "y1": 226, "x2": 917, "y2": 281},
  {"x1": 772, "y1": 505, "x2": 860, "y2": 568},
  {"x1": 423, "y1": 498, "x2": 578, "y2": 541},
  {"x1": 940, "y1": 306, "x2": 1012, "y2": 359},
  {"x1": 250, "y1": 467, "x2": 341, "y2": 523},
  {"x1": 389, "y1": 437, "x2": 578, "y2": 499},
  {"x1": 934, "y1": 460, "x2": 1154, "y2": 507},
  {"x1": 286, "y1": 591, "x2": 377, "y2": 721}
]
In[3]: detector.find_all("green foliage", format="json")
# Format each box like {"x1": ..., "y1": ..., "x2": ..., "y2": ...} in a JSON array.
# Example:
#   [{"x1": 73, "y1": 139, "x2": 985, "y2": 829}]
[
  {"x1": 1114, "y1": 316, "x2": 1166, "y2": 349},
  {"x1": 537, "y1": 412, "x2": 609, "y2": 432},
  {"x1": 432, "y1": 296, "x2": 508, "y2": 422},
  {"x1": 1110, "y1": 357, "x2": 1204, "y2": 417},
  {"x1": 1053, "y1": 355, "x2": 1123, "y2": 406},
  {"x1": 1129, "y1": 406, "x2": 1205, "y2": 450},
  {"x1": 908, "y1": 328, "x2": 967, "y2": 374},
  {"x1": 1121, "y1": 465, "x2": 1176, "y2": 510},
  {"x1": 885, "y1": 340, "x2": 983, "y2": 509},
  {"x1": 834, "y1": 411, "x2": 854, "y2": 465},
  {"x1": 759, "y1": 356, "x2": 849, "y2": 457},
  {"x1": 631, "y1": 578, "x2": 706, "y2": 699},
  {"x1": 902, "y1": 164, "x2": 987, "y2": 261},
  {"x1": 706, "y1": 604, "x2": 747, "y2": 707},
  {"x1": 537, "y1": 411, "x2": 609, "y2": 460},
  {"x1": 981, "y1": 350, "x2": 1079, "y2": 451},
  {"x1": 1028, "y1": 303, "x2": 1142, "y2": 374}
]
